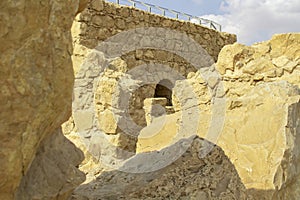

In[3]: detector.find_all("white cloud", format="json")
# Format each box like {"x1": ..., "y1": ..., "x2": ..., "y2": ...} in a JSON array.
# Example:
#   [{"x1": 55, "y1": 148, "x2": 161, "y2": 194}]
[{"x1": 201, "y1": 0, "x2": 300, "y2": 45}]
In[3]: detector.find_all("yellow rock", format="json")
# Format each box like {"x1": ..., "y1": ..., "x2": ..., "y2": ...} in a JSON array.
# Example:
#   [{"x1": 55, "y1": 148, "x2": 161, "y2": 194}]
[
  {"x1": 0, "y1": 0, "x2": 88, "y2": 199},
  {"x1": 137, "y1": 34, "x2": 300, "y2": 199}
]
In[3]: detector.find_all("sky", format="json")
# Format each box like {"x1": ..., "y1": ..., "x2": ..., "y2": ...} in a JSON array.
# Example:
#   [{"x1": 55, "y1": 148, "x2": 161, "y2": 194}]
[{"x1": 112, "y1": 0, "x2": 300, "y2": 45}]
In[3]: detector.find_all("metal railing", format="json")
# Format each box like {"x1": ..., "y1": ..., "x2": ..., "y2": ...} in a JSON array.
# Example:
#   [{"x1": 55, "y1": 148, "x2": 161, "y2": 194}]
[{"x1": 106, "y1": 0, "x2": 221, "y2": 31}]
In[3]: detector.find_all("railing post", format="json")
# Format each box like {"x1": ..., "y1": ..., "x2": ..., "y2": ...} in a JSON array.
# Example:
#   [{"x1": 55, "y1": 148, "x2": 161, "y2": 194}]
[{"x1": 109, "y1": 0, "x2": 221, "y2": 31}]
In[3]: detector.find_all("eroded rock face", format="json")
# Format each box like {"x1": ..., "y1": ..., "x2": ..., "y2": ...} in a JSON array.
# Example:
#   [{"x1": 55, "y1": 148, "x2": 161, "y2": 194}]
[
  {"x1": 216, "y1": 34, "x2": 299, "y2": 87},
  {"x1": 215, "y1": 34, "x2": 300, "y2": 197},
  {"x1": 71, "y1": 136, "x2": 251, "y2": 200},
  {"x1": 219, "y1": 82, "x2": 299, "y2": 192},
  {"x1": 0, "y1": 0, "x2": 87, "y2": 199},
  {"x1": 138, "y1": 33, "x2": 300, "y2": 199},
  {"x1": 15, "y1": 128, "x2": 85, "y2": 200}
]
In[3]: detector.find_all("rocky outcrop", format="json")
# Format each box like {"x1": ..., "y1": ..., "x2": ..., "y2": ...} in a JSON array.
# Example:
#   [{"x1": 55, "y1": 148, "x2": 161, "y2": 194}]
[
  {"x1": 15, "y1": 128, "x2": 85, "y2": 200},
  {"x1": 216, "y1": 34, "x2": 299, "y2": 87},
  {"x1": 138, "y1": 80, "x2": 300, "y2": 195},
  {"x1": 215, "y1": 33, "x2": 300, "y2": 199},
  {"x1": 138, "y1": 33, "x2": 300, "y2": 199},
  {"x1": 0, "y1": 0, "x2": 87, "y2": 199}
]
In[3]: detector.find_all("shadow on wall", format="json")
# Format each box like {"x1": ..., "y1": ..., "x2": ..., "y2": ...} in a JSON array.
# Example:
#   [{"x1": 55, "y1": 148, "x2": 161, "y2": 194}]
[
  {"x1": 15, "y1": 128, "x2": 85, "y2": 200},
  {"x1": 70, "y1": 135, "x2": 278, "y2": 199}
]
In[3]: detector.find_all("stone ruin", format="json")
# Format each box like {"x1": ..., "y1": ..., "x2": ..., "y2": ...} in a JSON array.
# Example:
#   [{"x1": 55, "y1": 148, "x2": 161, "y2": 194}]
[{"x1": 0, "y1": 0, "x2": 299, "y2": 199}]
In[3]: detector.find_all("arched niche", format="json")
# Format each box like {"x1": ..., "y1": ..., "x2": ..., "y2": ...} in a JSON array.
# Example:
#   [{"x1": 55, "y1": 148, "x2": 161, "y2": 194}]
[{"x1": 154, "y1": 79, "x2": 174, "y2": 106}]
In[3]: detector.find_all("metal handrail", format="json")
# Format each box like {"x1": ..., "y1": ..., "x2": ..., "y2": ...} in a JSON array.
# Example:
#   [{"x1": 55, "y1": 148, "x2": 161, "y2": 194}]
[{"x1": 108, "y1": 0, "x2": 221, "y2": 31}]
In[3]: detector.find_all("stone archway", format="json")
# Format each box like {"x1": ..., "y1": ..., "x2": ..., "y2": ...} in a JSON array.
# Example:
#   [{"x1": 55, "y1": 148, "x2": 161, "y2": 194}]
[{"x1": 154, "y1": 79, "x2": 174, "y2": 106}]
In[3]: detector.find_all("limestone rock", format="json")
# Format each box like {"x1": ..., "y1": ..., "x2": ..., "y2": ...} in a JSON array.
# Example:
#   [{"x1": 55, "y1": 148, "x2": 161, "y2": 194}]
[
  {"x1": 220, "y1": 35, "x2": 299, "y2": 199},
  {"x1": 143, "y1": 97, "x2": 168, "y2": 125},
  {"x1": 137, "y1": 83, "x2": 300, "y2": 199},
  {"x1": 137, "y1": 113, "x2": 180, "y2": 153},
  {"x1": 78, "y1": 0, "x2": 90, "y2": 14},
  {"x1": 15, "y1": 129, "x2": 85, "y2": 200},
  {"x1": 213, "y1": 35, "x2": 299, "y2": 199},
  {"x1": 219, "y1": 81, "x2": 300, "y2": 194},
  {"x1": 216, "y1": 33, "x2": 300, "y2": 87},
  {"x1": 137, "y1": 34, "x2": 300, "y2": 199},
  {"x1": 0, "y1": 0, "x2": 86, "y2": 198},
  {"x1": 216, "y1": 43, "x2": 254, "y2": 74}
]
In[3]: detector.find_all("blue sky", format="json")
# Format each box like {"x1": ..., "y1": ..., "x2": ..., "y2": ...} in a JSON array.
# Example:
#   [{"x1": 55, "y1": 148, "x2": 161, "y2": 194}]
[
  {"x1": 138, "y1": 0, "x2": 226, "y2": 16},
  {"x1": 109, "y1": 0, "x2": 300, "y2": 45}
]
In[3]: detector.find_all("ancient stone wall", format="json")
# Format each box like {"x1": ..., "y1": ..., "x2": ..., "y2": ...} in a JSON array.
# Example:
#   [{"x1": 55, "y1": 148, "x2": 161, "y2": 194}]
[
  {"x1": 68, "y1": 0, "x2": 236, "y2": 159},
  {"x1": 61, "y1": 0, "x2": 299, "y2": 199},
  {"x1": 72, "y1": 0, "x2": 236, "y2": 73},
  {"x1": 68, "y1": 31, "x2": 299, "y2": 199}
]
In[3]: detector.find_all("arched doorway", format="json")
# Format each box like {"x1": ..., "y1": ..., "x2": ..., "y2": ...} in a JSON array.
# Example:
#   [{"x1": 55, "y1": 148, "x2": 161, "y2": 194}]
[{"x1": 154, "y1": 79, "x2": 174, "y2": 106}]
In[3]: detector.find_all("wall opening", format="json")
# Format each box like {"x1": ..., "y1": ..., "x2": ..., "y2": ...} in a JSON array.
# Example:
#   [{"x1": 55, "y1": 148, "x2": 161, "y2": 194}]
[{"x1": 154, "y1": 79, "x2": 173, "y2": 106}]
